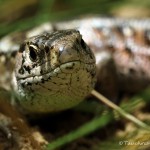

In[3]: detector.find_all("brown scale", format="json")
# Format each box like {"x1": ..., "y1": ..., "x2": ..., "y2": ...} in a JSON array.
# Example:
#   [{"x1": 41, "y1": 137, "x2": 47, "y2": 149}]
[
  {"x1": 85, "y1": 25, "x2": 150, "y2": 99},
  {"x1": 110, "y1": 27, "x2": 150, "y2": 93}
]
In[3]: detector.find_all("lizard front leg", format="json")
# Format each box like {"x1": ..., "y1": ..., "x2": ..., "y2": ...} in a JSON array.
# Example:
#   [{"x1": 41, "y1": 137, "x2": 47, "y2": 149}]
[{"x1": 95, "y1": 51, "x2": 118, "y2": 101}]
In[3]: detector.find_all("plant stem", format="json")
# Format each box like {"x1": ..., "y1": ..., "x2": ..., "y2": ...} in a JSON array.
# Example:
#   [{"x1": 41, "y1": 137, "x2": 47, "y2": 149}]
[{"x1": 91, "y1": 90, "x2": 150, "y2": 131}]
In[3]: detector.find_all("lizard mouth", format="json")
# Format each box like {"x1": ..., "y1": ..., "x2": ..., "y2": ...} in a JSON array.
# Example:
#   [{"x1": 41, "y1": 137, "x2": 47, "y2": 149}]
[
  {"x1": 17, "y1": 60, "x2": 94, "y2": 86},
  {"x1": 17, "y1": 57, "x2": 95, "y2": 77}
]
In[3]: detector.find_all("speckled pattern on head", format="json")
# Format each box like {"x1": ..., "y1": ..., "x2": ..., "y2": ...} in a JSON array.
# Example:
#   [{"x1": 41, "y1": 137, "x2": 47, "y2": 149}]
[{"x1": 14, "y1": 29, "x2": 96, "y2": 113}]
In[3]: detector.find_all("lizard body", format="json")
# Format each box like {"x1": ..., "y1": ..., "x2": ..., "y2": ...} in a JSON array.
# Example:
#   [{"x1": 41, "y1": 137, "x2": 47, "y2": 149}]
[{"x1": 0, "y1": 17, "x2": 150, "y2": 113}]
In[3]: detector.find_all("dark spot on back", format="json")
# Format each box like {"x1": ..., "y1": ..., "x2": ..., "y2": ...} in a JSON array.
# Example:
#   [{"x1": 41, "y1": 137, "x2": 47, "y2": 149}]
[
  {"x1": 141, "y1": 70, "x2": 145, "y2": 75},
  {"x1": 144, "y1": 29, "x2": 150, "y2": 45},
  {"x1": 129, "y1": 68, "x2": 136, "y2": 74},
  {"x1": 125, "y1": 45, "x2": 132, "y2": 53}
]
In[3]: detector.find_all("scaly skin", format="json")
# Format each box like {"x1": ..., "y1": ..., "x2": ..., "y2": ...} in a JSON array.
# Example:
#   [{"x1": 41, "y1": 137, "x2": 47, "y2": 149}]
[
  {"x1": 1, "y1": 17, "x2": 150, "y2": 113},
  {"x1": 13, "y1": 30, "x2": 96, "y2": 114}
]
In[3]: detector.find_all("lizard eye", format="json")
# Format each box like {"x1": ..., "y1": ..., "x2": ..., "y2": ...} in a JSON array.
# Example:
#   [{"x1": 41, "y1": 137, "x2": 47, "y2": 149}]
[
  {"x1": 29, "y1": 46, "x2": 37, "y2": 61},
  {"x1": 81, "y1": 39, "x2": 86, "y2": 49}
]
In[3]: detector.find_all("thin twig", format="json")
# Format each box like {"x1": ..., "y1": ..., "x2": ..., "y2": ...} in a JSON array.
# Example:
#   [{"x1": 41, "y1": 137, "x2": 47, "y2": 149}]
[{"x1": 91, "y1": 89, "x2": 150, "y2": 131}]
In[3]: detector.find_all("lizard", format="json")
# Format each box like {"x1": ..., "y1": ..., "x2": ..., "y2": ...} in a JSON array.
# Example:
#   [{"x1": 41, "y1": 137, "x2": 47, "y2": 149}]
[
  {"x1": 0, "y1": 17, "x2": 150, "y2": 115},
  {"x1": 13, "y1": 29, "x2": 96, "y2": 114},
  {"x1": 1, "y1": 17, "x2": 150, "y2": 149}
]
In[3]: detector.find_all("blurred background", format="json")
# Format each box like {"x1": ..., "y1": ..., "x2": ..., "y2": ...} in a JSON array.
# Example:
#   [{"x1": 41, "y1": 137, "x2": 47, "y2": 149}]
[
  {"x1": 0, "y1": 1, "x2": 150, "y2": 149},
  {"x1": 0, "y1": 0, "x2": 150, "y2": 37}
]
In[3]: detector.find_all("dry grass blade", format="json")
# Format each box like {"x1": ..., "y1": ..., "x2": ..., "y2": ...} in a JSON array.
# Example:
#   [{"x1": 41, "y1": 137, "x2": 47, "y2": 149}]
[{"x1": 91, "y1": 89, "x2": 150, "y2": 131}]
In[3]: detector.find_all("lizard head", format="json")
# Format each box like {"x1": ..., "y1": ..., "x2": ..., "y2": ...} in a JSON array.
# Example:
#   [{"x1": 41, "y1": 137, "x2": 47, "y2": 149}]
[{"x1": 14, "y1": 29, "x2": 96, "y2": 113}]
